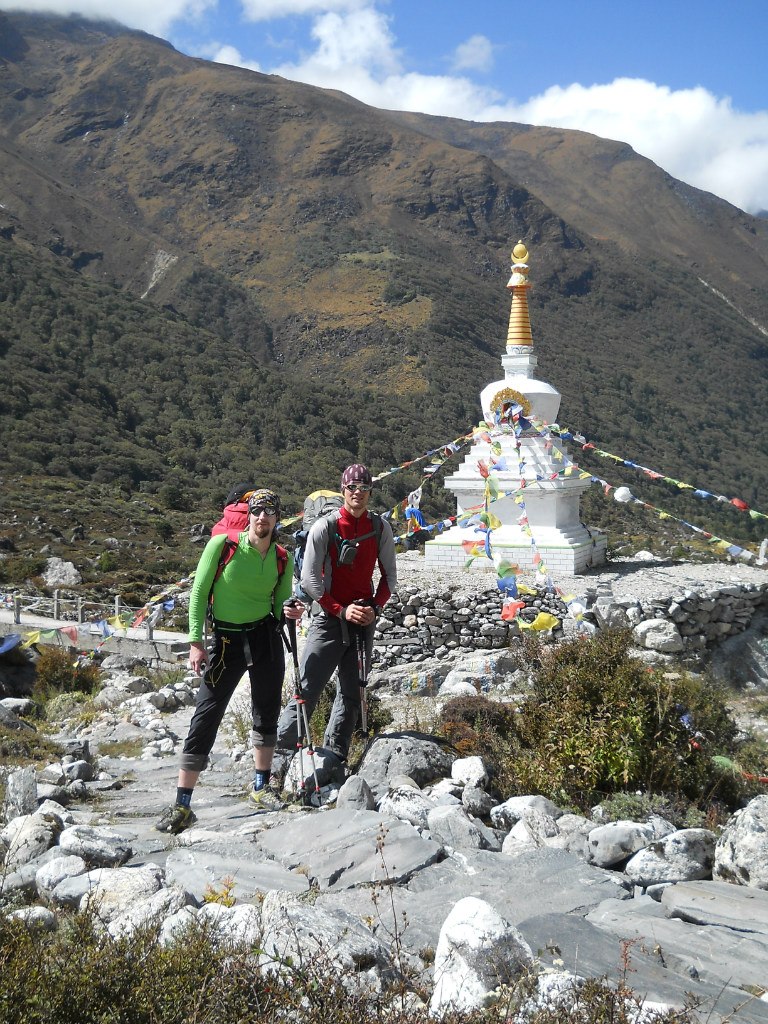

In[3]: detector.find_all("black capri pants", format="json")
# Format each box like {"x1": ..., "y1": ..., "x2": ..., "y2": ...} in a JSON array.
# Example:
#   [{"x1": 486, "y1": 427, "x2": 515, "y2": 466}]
[{"x1": 180, "y1": 618, "x2": 285, "y2": 773}]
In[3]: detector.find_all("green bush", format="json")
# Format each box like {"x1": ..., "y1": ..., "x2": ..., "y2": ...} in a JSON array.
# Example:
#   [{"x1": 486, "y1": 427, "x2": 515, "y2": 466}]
[
  {"x1": 513, "y1": 631, "x2": 740, "y2": 808},
  {"x1": 0, "y1": 723, "x2": 62, "y2": 768},
  {"x1": 439, "y1": 630, "x2": 750, "y2": 814},
  {"x1": 96, "y1": 550, "x2": 119, "y2": 572},
  {"x1": 33, "y1": 647, "x2": 102, "y2": 700},
  {"x1": 0, "y1": 555, "x2": 46, "y2": 585}
]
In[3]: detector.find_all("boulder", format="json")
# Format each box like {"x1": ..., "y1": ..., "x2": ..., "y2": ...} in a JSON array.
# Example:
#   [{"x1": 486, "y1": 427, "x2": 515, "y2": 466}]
[
  {"x1": 714, "y1": 795, "x2": 768, "y2": 888},
  {"x1": 490, "y1": 795, "x2": 563, "y2": 831},
  {"x1": 80, "y1": 864, "x2": 166, "y2": 922},
  {"x1": 42, "y1": 558, "x2": 82, "y2": 587},
  {"x1": 427, "y1": 805, "x2": 496, "y2": 853},
  {"x1": 632, "y1": 619, "x2": 684, "y2": 653},
  {"x1": 336, "y1": 776, "x2": 376, "y2": 810},
  {"x1": 379, "y1": 785, "x2": 433, "y2": 828},
  {"x1": 1, "y1": 813, "x2": 61, "y2": 871},
  {"x1": 58, "y1": 824, "x2": 133, "y2": 867},
  {"x1": 624, "y1": 828, "x2": 716, "y2": 886},
  {"x1": 429, "y1": 896, "x2": 533, "y2": 1015},
  {"x1": 586, "y1": 820, "x2": 656, "y2": 868},
  {"x1": 259, "y1": 903, "x2": 391, "y2": 993},
  {"x1": 357, "y1": 733, "x2": 456, "y2": 802}
]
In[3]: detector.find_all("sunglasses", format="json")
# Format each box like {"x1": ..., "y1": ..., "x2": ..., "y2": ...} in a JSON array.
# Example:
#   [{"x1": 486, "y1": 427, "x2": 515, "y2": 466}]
[
  {"x1": 344, "y1": 484, "x2": 372, "y2": 493},
  {"x1": 250, "y1": 504, "x2": 278, "y2": 517}
]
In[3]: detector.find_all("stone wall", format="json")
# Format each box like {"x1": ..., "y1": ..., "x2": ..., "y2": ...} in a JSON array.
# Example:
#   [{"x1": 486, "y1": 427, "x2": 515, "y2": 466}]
[
  {"x1": 374, "y1": 580, "x2": 768, "y2": 668},
  {"x1": 373, "y1": 585, "x2": 566, "y2": 668}
]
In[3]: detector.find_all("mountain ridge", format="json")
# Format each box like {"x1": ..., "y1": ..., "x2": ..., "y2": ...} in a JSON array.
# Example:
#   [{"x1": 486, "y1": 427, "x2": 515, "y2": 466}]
[{"x1": 0, "y1": 10, "x2": 766, "y2": 580}]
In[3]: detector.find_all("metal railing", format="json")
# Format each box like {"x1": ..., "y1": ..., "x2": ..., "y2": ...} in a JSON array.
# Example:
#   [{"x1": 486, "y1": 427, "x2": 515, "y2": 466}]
[{"x1": 1, "y1": 590, "x2": 176, "y2": 641}]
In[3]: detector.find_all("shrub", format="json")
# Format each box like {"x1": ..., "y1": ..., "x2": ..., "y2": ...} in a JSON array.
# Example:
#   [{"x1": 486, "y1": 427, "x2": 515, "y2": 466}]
[
  {"x1": 0, "y1": 908, "x2": 700, "y2": 1024},
  {"x1": 96, "y1": 549, "x2": 119, "y2": 572},
  {"x1": 511, "y1": 631, "x2": 745, "y2": 810},
  {"x1": 34, "y1": 647, "x2": 102, "y2": 700},
  {"x1": 438, "y1": 695, "x2": 518, "y2": 788},
  {"x1": 0, "y1": 723, "x2": 62, "y2": 768},
  {"x1": 438, "y1": 630, "x2": 751, "y2": 814}
]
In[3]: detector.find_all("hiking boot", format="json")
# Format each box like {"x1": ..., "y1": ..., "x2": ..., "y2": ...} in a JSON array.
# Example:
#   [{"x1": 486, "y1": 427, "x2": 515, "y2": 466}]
[
  {"x1": 155, "y1": 804, "x2": 197, "y2": 835},
  {"x1": 249, "y1": 785, "x2": 285, "y2": 812}
]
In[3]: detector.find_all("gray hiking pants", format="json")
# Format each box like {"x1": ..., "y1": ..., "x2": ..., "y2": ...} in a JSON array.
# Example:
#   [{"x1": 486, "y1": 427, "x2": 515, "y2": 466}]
[{"x1": 273, "y1": 612, "x2": 373, "y2": 772}]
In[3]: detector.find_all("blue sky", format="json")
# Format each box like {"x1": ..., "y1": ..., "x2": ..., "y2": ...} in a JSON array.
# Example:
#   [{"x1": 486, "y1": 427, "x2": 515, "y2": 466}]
[{"x1": 4, "y1": 0, "x2": 768, "y2": 213}]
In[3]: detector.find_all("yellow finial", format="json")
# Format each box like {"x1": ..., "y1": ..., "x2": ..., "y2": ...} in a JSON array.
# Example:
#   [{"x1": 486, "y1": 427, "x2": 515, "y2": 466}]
[
  {"x1": 512, "y1": 241, "x2": 528, "y2": 263},
  {"x1": 506, "y1": 240, "x2": 533, "y2": 347}
]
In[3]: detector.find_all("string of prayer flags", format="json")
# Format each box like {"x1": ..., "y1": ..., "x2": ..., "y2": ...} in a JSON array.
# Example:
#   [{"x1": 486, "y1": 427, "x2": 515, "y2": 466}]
[{"x1": 546, "y1": 423, "x2": 766, "y2": 521}]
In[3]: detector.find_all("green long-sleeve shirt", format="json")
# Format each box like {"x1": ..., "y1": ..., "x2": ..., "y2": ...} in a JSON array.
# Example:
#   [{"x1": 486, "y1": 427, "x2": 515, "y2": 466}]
[{"x1": 188, "y1": 532, "x2": 294, "y2": 642}]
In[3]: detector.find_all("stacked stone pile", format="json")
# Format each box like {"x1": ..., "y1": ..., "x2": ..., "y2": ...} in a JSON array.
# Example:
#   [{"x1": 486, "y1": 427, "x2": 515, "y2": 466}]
[
  {"x1": 372, "y1": 579, "x2": 767, "y2": 668},
  {"x1": 374, "y1": 584, "x2": 568, "y2": 667},
  {"x1": 596, "y1": 581, "x2": 767, "y2": 656}
]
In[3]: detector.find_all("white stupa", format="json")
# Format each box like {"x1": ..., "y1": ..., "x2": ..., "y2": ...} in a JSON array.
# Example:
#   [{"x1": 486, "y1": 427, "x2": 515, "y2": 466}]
[{"x1": 424, "y1": 241, "x2": 607, "y2": 573}]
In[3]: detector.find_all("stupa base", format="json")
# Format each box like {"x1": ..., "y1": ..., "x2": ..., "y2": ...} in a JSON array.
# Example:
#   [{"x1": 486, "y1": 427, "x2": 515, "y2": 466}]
[{"x1": 424, "y1": 527, "x2": 607, "y2": 574}]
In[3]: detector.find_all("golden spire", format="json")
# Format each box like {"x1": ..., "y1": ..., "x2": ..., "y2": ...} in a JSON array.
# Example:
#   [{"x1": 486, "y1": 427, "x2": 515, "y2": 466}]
[{"x1": 505, "y1": 241, "x2": 533, "y2": 348}]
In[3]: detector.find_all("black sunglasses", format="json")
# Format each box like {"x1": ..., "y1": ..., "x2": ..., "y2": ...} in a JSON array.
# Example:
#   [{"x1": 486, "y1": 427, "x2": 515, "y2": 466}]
[
  {"x1": 345, "y1": 484, "x2": 372, "y2": 493},
  {"x1": 250, "y1": 504, "x2": 278, "y2": 517}
]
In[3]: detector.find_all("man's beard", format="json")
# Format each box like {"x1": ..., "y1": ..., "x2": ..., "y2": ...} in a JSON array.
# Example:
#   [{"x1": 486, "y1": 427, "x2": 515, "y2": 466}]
[{"x1": 253, "y1": 522, "x2": 273, "y2": 539}]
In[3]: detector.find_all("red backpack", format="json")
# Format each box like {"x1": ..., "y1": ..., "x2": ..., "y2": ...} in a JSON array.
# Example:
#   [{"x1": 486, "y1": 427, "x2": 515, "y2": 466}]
[{"x1": 211, "y1": 500, "x2": 251, "y2": 538}]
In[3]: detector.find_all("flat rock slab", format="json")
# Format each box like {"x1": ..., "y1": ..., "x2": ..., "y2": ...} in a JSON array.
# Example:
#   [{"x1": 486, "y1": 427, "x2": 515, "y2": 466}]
[
  {"x1": 588, "y1": 895, "x2": 768, "y2": 994},
  {"x1": 164, "y1": 836, "x2": 310, "y2": 902},
  {"x1": 253, "y1": 809, "x2": 443, "y2": 890},
  {"x1": 520, "y1": 911, "x2": 768, "y2": 1024},
  {"x1": 661, "y1": 879, "x2": 768, "y2": 933},
  {"x1": 404, "y1": 847, "x2": 628, "y2": 925}
]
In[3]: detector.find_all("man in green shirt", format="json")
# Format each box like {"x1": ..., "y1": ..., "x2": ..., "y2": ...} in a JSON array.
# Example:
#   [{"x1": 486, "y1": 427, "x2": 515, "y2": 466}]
[{"x1": 155, "y1": 488, "x2": 304, "y2": 834}]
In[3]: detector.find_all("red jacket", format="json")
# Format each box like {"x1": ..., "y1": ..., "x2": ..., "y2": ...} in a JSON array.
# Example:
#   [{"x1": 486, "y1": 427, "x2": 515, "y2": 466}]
[{"x1": 301, "y1": 506, "x2": 397, "y2": 618}]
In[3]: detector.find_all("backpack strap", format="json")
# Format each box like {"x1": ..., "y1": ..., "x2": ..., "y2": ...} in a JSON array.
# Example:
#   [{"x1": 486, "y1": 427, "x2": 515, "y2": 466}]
[{"x1": 275, "y1": 544, "x2": 288, "y2": 582}]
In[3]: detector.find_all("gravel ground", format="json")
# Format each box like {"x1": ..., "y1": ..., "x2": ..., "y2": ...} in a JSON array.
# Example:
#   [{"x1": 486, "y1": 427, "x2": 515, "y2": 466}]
[{"x1": 392, "y1": 550, "x2": 768, "y2": 604}]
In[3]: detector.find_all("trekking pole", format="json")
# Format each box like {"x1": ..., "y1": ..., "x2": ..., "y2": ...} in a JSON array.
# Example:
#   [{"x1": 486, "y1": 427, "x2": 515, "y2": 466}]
[
  {"x1": 285, "y1": 602, "x2": 321, "y2": 804},
  {"x1": 355, "y1": 622, "x2": 369, "y2": 735}
]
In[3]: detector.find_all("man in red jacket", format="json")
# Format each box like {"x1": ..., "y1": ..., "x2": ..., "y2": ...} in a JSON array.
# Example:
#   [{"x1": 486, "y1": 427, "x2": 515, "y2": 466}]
[{"x1": 255, "y1": 464, "x2": 397, "y2": 807}]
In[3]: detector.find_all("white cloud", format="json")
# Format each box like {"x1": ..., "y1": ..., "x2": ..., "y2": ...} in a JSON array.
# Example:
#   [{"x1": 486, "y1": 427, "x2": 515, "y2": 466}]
[
  {"x1": 206, "y1": 43, "x2": 261, "y2": 72},
  {"x1": 452, "y1": 34, "x2": 494, "y2": 74},
  {"x1": 0, "y1": 0, "x2": 213, "y2": 37},
  {"x1": 272, "y1": 6, "x2": 400, "y2": 81},
  {"x1": 240, "y1": 0, "x2": 365, "y2": 20},
  {"x1": 268, "y1": 8, "x2": 768, "y2": 214},
  {"x1": 478, "y1": 79, "x2": 768, "y2": 213}
]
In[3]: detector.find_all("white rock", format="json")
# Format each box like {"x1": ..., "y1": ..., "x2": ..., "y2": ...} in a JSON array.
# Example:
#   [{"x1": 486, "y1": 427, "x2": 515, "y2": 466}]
[
  {"x1": 624, "y1": 828, "x2": 716, "y2": 886},
  {"x1": 714, "y1": 795, "x2": 768, "y2": 889},
  {"x1": 1, "y1": 814, "x2": 60, "y2": 872},
  {"x1": 80, "y1": 864, "x2": 165, "y2": 922},
  {"x1": 59, "y1": 824, "x2": 133, "y2": 867},
  {"x1": 36, "y1": 854, "x2": 88, "y2": 900},
  {"x1": 158, "y1": 906, "x2": 199, "y2": 946},
  {"x1": 490, "y1": 795, "x2": 563, "y2": 830},
  {"x1": 108, "y1": 885, "x2": 197, "y2": 938},
  {"x1": 586, "y1": 821, "x2": 656, "y2": 868},
  {"x1": 379, "y1": 786, "x2": 433, "y2": 829},
  {"x1": 429, "y1": 896, "x2": 533, "y2": 1015},
  {"x1": 632, "y1": 619, "x2": 684, "y2": 653},
  {"x1": 451, "y1": 756, "x2": 488, "y2": 788}
]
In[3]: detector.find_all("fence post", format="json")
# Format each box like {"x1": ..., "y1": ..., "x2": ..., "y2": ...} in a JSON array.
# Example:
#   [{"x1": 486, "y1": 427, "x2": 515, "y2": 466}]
[
  {"x1": 53, "y1": 590, "x2": 61, "y2": 620},
  {"x1": 13, "y1": 595, "x2": 21, "y2": 625},
  {"x1": 146, "y1": 620, "x2": 154, "y2": 641},
  {"x1": 77, "y1": 599, "x2": 84, "y2": 624},
  {"x1": 115, "y1": 595, "x2": 122, "y2": 619}
]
